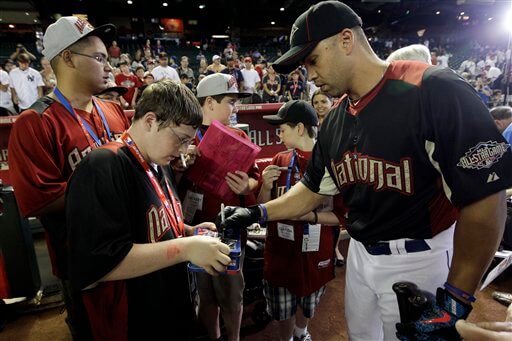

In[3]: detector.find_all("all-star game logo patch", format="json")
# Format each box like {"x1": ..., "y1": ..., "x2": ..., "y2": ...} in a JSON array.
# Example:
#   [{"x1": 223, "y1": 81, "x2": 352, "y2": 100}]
[{"x1": 457, "y1": 141, "x2": 510, "y2": 170}]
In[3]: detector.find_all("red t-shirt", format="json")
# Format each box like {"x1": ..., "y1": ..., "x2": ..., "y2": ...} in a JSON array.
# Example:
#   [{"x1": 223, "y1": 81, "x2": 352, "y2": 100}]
[
  {"x1": 115, "y1": 73, "x2": 141, "y2": 103},
  {"x1": 263, "y1": 149, "x2": 345, "y2": 296},
  {"x1": 8, "y1": 97, "x2": 130, "y2": 277}
]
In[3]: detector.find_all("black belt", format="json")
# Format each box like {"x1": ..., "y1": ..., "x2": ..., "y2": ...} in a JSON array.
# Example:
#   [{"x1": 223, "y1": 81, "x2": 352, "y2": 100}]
[{"x1": 364, "y1": 239, "x2": 431, "y2": 256}]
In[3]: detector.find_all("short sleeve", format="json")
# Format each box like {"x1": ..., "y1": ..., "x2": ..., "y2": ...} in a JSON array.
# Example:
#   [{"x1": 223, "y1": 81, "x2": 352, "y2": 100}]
[
  {"x1": 8, "y1": 111, "x2": 67, "y2": 216},
  {"x1": 302, "y1": 139, "x2": 339, "y2": 196},
  {"x1": 66, "y1": 148, "x2": 133, "y2": 291},
  {"x1": 422, "y1": 68, "x2": 512, "y2": 207}
]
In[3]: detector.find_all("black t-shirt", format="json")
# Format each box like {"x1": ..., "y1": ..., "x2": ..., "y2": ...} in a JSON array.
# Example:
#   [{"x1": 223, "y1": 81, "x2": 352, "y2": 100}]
[
  {"x1": 303, "y1": 61, "x2": 512, "y2": 244},
  {"x1": 66, "y1": 142, "x2": 195, "y2": 340}
]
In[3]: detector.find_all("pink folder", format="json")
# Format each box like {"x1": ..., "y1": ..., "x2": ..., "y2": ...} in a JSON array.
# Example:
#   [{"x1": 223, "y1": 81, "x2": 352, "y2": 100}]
[{"x1": 187, "y1": 120, "x2": 261, "y2": 201}]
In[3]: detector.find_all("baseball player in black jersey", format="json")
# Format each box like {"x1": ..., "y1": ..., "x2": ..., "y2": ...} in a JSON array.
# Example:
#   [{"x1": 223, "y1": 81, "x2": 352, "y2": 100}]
[
  {"x1": 66, "y1": 80, "x2": 231, "y2": 340},
  {"x1": 220, "y1": 1, "x2": 512, "y2": 340}
]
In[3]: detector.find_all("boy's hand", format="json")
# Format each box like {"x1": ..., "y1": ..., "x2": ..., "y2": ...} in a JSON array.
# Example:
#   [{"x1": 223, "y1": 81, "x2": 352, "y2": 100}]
[
  {"x1": 185, "y1": 222, "x2": 216, "y2": 236},
  {"x1": 261, "y1": 165, "x2": 282, "y2": 190},
  {"x1": 185, "y1": 235, "x2": 231, "y2": 275},
  {"x1": 226, "y1": 171, "x2": 251, "y2": 195}
]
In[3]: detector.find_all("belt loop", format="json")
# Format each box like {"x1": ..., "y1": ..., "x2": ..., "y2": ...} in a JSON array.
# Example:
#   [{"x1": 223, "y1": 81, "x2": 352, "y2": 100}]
[
  {"x1": 389, "y1": 240, "x2": 399, "y2": 255},
  {"x1": 396, "y1": 239, "x2": 406, "y2": 254}
]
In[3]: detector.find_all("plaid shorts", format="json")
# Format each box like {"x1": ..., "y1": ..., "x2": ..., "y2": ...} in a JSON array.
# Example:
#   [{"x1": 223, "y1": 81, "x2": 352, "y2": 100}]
[{"x1": 263, "y1": 279, "x2": 326, "y2": 321}]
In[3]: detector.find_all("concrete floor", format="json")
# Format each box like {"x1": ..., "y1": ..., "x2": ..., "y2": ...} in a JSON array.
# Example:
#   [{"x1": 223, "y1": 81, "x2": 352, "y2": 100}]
[{"x1": 1, "y1": 236, "x2": 510, "y2": 340}]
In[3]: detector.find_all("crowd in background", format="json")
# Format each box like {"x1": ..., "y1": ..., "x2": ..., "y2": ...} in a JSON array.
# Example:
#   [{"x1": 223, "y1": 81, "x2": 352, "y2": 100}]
[{"x1": 1, "y1": 33, "x2": 512, "y2": 116}]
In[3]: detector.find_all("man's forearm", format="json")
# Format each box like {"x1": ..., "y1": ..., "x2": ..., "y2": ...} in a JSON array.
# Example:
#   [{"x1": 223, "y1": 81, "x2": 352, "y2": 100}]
[
  {"x1": 447, "y1": 191, "x2": 506, "y2": 299},
  {"x1": 264, "y1": 182, "x2": 325, "y2": 221}
]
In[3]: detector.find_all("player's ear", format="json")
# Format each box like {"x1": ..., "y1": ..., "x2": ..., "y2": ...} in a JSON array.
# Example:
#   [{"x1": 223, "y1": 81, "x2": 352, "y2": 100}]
[{"x1": 297, "y1": 122, "x2": 305, "y2": 136}]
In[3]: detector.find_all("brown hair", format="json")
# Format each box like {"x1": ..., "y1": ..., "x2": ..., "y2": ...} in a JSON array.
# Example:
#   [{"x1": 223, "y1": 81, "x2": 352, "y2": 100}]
[{"x1": 134, "y1": 79, "x2": 203, "y2": 129}]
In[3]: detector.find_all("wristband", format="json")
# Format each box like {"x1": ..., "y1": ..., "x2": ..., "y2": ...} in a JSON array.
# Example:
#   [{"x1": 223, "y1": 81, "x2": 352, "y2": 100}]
[
  {"x1": 258, "y1": 204, "x2": 268, "y2": 225},
  {"x1": 443, "y1": 282, "x2": 476, "y2": 303},
  {"x1": 312, "y1": 210, "x2": 318, "y2": 225}
]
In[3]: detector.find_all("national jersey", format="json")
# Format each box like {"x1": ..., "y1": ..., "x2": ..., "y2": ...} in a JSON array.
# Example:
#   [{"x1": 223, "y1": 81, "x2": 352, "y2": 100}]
[
  {"x1": 303, "y1": 61, "x2": 512, "y2": 244},
  {"x1": 8, "y1": 97, "x2": 130, "y2": 278},
  {"x1": 264, "y1": 149, "x2": 344, "y2": 296},
  {"x1": 66, "y1": 144, "x2": 195, "y2": 340}
]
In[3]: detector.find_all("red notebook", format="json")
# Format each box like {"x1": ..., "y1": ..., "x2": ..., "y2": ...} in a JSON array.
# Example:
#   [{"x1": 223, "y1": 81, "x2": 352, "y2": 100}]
[{"x1": 187, "y1": 120, "x2": 261, "y2": 201}]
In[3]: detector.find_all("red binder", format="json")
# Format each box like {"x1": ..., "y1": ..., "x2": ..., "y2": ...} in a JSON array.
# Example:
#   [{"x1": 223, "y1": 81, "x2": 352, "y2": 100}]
[{"x1": 187, "y1": 121, "x2": 261, "y2": 201}]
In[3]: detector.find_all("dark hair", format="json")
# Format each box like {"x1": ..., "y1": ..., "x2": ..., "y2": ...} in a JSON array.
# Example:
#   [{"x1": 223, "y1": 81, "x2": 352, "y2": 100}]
[
  {"x1": 311, "y1": 90, "x2": 333, "y2": 105},
  {"x1": 17, "y1": 53, "x2": 30, "y2": 63},
  {"x1": 285, "y1": 122, "x2": 317, "y2": 139},
  {"x1": 197, "y1": 94, "x2": 225, "y2": 106},
  {"x1": 490, "y1": 106, "x2": 512, "y2": 120},
  {"x1": 134, "y1": 79, "x2": 203, "y2": 129}
]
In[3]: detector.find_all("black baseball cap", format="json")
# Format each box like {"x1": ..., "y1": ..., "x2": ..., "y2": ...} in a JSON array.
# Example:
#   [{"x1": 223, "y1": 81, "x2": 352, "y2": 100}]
[
  {"x1": 273, "y1": 1, "x2": 362, "y2": 74},
  {"x1": 263, "y1": 100, "x2": 319, "y2": 126}
]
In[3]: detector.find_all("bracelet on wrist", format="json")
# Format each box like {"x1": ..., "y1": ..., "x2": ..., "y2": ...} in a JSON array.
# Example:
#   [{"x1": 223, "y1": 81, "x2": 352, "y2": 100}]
[
  {"x1": 443, "y1": 282, "x2": 476, "y2": 303},
  {"x1": 312, "y1": 210, "x2": 318, "y2": 225},
  {"x1": 258, "y1": 204, "x2": 268, "y2": 225}
]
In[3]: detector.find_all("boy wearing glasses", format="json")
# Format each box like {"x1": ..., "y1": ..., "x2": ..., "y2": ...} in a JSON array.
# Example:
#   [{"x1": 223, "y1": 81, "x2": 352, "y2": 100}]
[
  {"x1": 8, "y1": 16, "x2": 130, "y2": 339},
  {"x1": 178, "y1": 73, "x2": 260, "y2": 341},
  {"x1": 66, "y1": 79, "x2": 232, "y2": 340}
]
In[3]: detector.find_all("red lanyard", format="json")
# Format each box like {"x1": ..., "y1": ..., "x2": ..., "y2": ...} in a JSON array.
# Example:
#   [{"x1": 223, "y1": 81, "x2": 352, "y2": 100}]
[{"x1": 121, "y1": 132, "x2": 184, "y2": 238}]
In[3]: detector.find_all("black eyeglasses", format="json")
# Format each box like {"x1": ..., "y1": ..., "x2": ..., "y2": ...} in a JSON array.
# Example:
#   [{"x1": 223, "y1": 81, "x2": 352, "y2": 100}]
[
  {"x1": 169, "y1": 126, "x2": 195, "y2": 147},
  {"x1": 69, "y1": 51, "x2": 109, "y2": 66}
]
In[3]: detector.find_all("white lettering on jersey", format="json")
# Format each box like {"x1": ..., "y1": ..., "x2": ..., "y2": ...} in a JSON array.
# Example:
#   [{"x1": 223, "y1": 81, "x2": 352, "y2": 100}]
[
  {"x1": 331, "y1": 151, "x2": 413, "y2": 195},
  {"x1": 68, "y1": 146, "x2": 93, "y2": 171},
  {"x1": 457, "y1": 141, "x2": 509, "y2": 170},
  {"x1": 147, "y1": 205, "x2": 171, "y2": 243}
]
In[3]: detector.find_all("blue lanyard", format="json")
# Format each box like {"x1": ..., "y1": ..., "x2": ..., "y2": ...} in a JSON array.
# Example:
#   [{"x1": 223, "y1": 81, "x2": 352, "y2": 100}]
[
  {"x1": 285, "y1": 151, "x2": 300, "y2": 191},
  {"x1": 196, "y1": 129, "x2": 203, "y2": 141},
  {"x1": 54, "y1": 87, "x2": 112, "y2": 147}
]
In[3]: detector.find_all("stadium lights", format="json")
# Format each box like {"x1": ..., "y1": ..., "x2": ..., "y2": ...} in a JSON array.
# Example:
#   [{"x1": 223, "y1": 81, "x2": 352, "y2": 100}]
[
  {"x1": 127, "y1": 0, "x2": 133, "y2": 4},
  {"x1": 199, "y1": 4, "x2": 205, "y2": 9},
  {"x1": 506, "y1": 9, "x2": 512, "y2": 33},
  {"x1": 280, "y1": 8, "x2": 285, "y2": 11}
]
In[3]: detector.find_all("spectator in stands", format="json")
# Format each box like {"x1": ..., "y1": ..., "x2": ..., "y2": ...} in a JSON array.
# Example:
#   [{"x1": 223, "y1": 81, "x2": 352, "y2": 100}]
[
  {"x1": 178, "y1": 56, "x2": 195, "y2": 84},
  {"x1": 490, "y1": 106, "x2": 512, "y2": 145},
  {"x1": 153, "y1": 39, "x2": 165, "y2": 56},
  {"x1": 221, "y1": 56, "x2": 244, "y2": 90},
  {"x1": 108, "y1": 40, "x2": 121, "y2": 67},
  {"x1": 437, "y1": 48, "x2": 451, "y2": 68},
  {"x1": 10, "y1": 43, "x2": 36, "y2": 62},
  {"x1": 134, "y1": 65, "x2": 145, "y2": 84},
  {"x1": 142, "y1": 47, "x2": 154, "y2": 69},
  {"x1": 459, "y1": 56, "x2": 476, "y2": 76},
  {"x1": 224, "y1": 42, "x2": 234, "y2": 59},
  {"x1": 8, "y1": 16, "x2": 131, "y2": 339},
  {"x1": 430, "y1": 49, "x2": 438, "y2": 66},
  {"x1": 132, "y1": 71, "x2": 154, "y2": 105},
  {"x1": 95, "y1": 82, "x2": 128, "y2": 107},
  {"x1": 198, "y1": 57, "x2": 208, "y2": 76},
  {"x1": 152, "y1": 52, "x2": 180, "y2": 81},
  {"x1": 180, "y1": 73, "x2": 193, "y2": 90},
  {"x1": 262, "y1": 64, "x2": 281, "y2": 103},
  {"x1": 386, "y1": 44, "x2": 432, "y2": 64},
  {"x1": 39, "y1": 56, "x2": 57, "y2": 96},
  {"x1": 131, "y1": 49, "x2": 144, "y2": 70},
  {"x1": 3, "y1": 59, "x2": 16, "y2": 73},
  {"x1": 9, "y1": 53, "x2": 44, "y2": 111},
  {"x1": 0, "y1": 62, "x2": 15, "y2": 116},
  {"x1": 240, "y1": 57, "x2": 261, "y2": 104},
  {"x1": 146, "y1": 59, "x2": 156, "y2": 73},
  {"x1": 286, "y1": 69, "x2": 306, "y2": 101},
  {"x1": 475, "y1": 76, "x2": 492, "y2": 107},
  {"x1": 206, "y1": 55, "x2": 226, "y2": 74},
  {"x1": 485, "y1": 63, "x2": 502, "y2": 85},
  {"x1": 115, "y1": 60, "x2": 141, "y2": 109}
]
